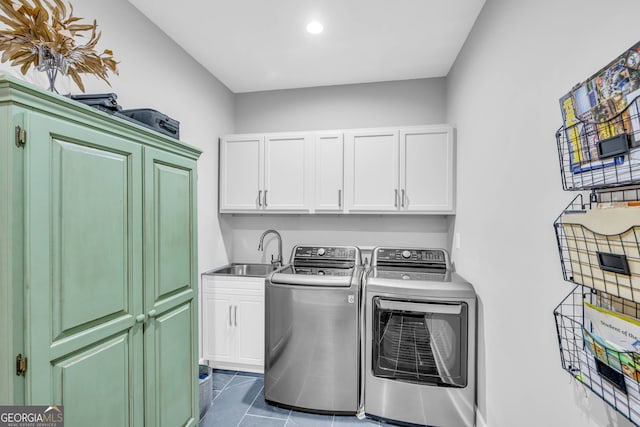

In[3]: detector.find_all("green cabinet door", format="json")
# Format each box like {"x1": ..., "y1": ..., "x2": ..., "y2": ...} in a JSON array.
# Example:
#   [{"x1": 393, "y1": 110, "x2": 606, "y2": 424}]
[
  {"x1": 24, "y1": 112, "x2": 144, "y2": 426},
  {"x1": 143, "y1": 147, "x2": 198, "y2": 427}
]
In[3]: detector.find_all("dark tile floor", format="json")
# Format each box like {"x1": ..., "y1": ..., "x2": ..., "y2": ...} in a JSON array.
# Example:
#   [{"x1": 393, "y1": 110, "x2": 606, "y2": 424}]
[{"x1": 200, "y1": 369, "x2": 381, "y2": 427}]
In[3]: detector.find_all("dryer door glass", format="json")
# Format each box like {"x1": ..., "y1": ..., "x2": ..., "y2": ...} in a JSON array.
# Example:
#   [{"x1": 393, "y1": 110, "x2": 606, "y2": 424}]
[{"x1": 372, "y1": 298, "x2": 468, "y2": 387}]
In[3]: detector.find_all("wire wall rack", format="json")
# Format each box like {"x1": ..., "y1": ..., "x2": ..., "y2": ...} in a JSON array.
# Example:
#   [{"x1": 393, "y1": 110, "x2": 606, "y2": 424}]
[
  {"x1": 555, "y1": 286, "x2": 640, "y2": 426},
  {"x1": 554, "y1": 187, "x2": 640, "y2": 303},
  {"x1": 556, "y1": 96, "x2": 640, "y2": 191}
]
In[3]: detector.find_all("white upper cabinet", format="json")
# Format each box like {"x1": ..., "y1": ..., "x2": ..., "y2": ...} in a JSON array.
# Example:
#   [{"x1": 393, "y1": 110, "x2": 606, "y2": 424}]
[
  {"x1": 264, "y1": 133, "x2": 311, "y2": 211},
  {"x1": 345, "y1": 129, "x2": 399, "y2": 212},
  {"x1": 314, "y1": 132, "x2": 344, "y2": 212},
  {"x1": 219, "y1": 125, "x2": 454, "y2": 214},
  {"x1": 219, "y1": 134, "x2": 263, "y2": 211},
  {"x1": 400, "y1": 126, "x2": 454, "y2": 213},
  {"x1": 219, "y1": 133, "x2": 311, "y2": 212}
]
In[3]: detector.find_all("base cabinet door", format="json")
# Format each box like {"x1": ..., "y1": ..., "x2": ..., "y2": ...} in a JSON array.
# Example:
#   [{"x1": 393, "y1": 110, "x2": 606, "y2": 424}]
[
  {"x1": 202, "y1": 276, "x2": 265, "y2": 373},
  {"x1": 202, "y1": 291, "x2": 235, "y2": 363},
  {"x1": 235, "y1": 294, "x2": 265, "y2": 366}
]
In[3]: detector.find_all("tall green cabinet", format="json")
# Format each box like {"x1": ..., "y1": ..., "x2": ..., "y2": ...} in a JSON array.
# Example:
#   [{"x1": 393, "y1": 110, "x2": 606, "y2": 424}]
[{"x1": 0, "y1": 76, "x2": 201, "y2": 427}]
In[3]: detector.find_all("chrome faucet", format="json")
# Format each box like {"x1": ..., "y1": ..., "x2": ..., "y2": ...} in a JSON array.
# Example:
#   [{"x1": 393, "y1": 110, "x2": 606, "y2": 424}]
[{"x1": 258, "y1": 229, "x2": 283, "y2": 267}]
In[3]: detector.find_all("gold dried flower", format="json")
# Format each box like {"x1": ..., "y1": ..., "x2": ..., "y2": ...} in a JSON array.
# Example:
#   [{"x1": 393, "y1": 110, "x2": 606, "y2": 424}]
[{"x1": 0, "y1": 0, "x2": 118, "y2": 92}]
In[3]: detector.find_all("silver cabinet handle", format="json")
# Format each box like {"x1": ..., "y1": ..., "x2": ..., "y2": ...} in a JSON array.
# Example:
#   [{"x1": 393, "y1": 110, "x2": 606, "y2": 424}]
[
  {"x1": 264, "y1": 190, "x2": 268, "y2": 207},
  {"x1": 234, "y1": 306, "x2": 238, "y2": 326},
  {"x1": 338, "y1": 189, "x2": 342, "y2": 208},
  {"x1": 228, "y1": 305, "x2": 232, "y2": 326},
  {"x1": 401, "y1": 189, "x2": 406, "y2": 208},
  {"x1": 394, "y1": 189, "x2": 398, "y2": 207},
  {"x1": 258, "y1": 190, "x2": 262, "y2": 207}
]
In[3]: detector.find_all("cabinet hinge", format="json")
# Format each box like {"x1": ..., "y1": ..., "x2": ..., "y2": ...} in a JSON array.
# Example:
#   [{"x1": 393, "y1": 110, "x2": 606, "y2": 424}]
[
  {"x1": 16, "y1": 353, "x2": 27, "y2": 376},
  {"x1": 15, "y1": 125, "x2": 26, "y2": 148}
]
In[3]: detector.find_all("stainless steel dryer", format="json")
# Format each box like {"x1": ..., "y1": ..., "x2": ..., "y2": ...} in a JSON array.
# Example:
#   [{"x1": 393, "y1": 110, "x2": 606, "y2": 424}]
[
  {"x1": 364, "y1": 247, "x2": 476, "y2": 427},
  {"x1": 265, "y1": 245, "x2": 363, "y2": 414}
]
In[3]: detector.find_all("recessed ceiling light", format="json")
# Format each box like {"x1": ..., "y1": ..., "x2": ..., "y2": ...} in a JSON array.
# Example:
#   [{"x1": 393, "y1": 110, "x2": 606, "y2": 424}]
[{"x1": 306, "y1": 21, "x2": 323, "y2": 35}]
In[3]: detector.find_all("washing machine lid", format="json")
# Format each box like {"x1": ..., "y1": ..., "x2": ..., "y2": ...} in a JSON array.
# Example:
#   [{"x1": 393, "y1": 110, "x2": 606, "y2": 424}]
[
  {"x1": 269, "y1": 245, "x2": 363, "y2": 287},
  {"x1": 269, "y1": 265, "x2": 359, "y2": 287}
]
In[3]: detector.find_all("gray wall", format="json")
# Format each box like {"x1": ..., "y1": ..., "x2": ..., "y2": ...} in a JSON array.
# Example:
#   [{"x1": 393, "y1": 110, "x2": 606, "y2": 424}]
[
  {"x1": 235, "y1": 78, "x2": 446, "y2": 133},
  {"x1": 41, "y1": 0, "x2": 236, "y2": 274},
  {"x1": 0, "y1": 0, "x2": 237, "y2": 367},
  {"x1": 226, "y1": 77, "x2": 451, "y2": 265},
  {"x1": 446, "y1": 0, "x2": 640, "y2": 426}
]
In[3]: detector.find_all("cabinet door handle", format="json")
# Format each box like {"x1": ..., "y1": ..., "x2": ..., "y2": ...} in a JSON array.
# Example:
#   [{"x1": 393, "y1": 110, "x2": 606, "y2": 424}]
[
  {"x1": 228, "y1": 306, "x2": 232, "y2": 326},
  {"x1": 394, "y1": 189, "x2": 398, "y2": 207},
  {"x1": 258, "y1": 190, "x2": 262, "y2": 207},
  {"x1": 401, "y1": 189, "x2": 406, "y2": 208},
  {"x1": 148, "y1": 309, "x2": 157, "y2": 318},
  {"x1": 135, "y1": 314, "x2": 146, "y2": 323},
  {"x1": 264, "y1": 190, "x2": 268, "y2": 207},
  {"x1": 234, "y1": 305, "x2": 238, "y2": 326},
  {"x1": 338, "y1": 189, "x2": 342, "y2": 208}
]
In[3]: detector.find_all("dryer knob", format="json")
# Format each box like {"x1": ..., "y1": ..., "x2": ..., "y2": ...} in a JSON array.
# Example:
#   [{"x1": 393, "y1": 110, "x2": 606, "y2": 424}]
[
  {"x1": 401, "y1": 250, "x2": 411, "y2": 259},
  {"x1": 317, "y1": 248, "x2": 326, "y2": 256}
]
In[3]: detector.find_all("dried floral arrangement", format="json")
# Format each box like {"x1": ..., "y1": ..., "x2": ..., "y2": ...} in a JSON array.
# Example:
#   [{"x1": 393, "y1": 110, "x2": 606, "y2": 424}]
[{"x1": 0, "y1": 0, "x2": 118, "y2": 92}]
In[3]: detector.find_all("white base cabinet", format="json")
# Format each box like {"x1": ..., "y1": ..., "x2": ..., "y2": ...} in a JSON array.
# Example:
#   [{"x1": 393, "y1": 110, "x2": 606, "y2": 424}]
[{"x1": 202, "y1": 275, "x2": 264, "y2": 373}]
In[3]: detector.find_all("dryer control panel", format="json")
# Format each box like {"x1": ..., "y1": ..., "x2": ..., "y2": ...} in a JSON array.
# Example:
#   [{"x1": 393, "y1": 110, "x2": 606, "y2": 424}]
[{"x1": 373, "y1": 247, "x2": 449, "y2": 269}]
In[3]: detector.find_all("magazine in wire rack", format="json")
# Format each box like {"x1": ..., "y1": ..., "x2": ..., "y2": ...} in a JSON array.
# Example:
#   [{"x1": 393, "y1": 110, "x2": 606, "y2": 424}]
[{"x1": 557, "y1": 40, "x2": 640, "y2": 190}]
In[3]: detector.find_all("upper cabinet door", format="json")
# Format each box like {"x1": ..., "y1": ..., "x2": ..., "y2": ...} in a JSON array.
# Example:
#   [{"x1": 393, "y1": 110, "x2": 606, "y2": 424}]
[
  {"x1": 264, "y1": 133, "x2": 311, "y2": 211},
  {"x1": 314, "y1": 132, "x2": 344, "y2": 212},
  {"x1": 219, "y1": 135, "x2": 263, "y2": 211},
  {"x1": 345, "y1": 129, "x2": 399, "y2": 212},
  {"x1": 400, "y1": 126, "x2": 455, "y2": 213}
]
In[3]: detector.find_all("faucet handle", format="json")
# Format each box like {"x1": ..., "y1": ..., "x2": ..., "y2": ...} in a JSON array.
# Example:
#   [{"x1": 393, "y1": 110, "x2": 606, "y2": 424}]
[{"x1": 270, "y1": 254, "x2": 281, "y2": 267}]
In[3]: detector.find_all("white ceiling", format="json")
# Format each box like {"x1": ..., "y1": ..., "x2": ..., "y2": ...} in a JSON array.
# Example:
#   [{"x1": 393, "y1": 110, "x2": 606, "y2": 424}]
[{"x1": 128, "y1": 0, "x2": 485, "y2": 93}]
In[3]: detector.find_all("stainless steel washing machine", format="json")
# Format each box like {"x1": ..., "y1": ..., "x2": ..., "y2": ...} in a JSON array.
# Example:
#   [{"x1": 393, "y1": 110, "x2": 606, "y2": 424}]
[
  {"x1": 265, "y1": 245, "x2": 363, "y2": 414},
  {"x1": 364, "y1": 247, "x2": 476, "y2": 427}
]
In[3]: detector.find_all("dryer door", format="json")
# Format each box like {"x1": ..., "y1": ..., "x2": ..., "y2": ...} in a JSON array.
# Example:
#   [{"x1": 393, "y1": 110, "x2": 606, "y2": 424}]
[{"x1": 372, "y1": 297, "x2": 468, "y2": 387}]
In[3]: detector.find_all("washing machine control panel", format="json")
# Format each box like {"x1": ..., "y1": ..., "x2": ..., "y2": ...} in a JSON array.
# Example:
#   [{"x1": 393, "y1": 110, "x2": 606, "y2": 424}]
[
  {"x1": 293, "y1": 246, "x2": 359, "y2": 262},
  {"x1": 374, "y1": 248, "x2": 448, "y2": 267}
]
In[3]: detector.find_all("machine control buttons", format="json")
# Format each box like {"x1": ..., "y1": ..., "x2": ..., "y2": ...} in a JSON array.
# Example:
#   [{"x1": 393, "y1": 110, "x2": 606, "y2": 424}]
[
  {"x1": 375, "y1": 248, "x2": 448, "y2": 268},
  {"x1": 296, "y1": 246, "x2": 357, "y2": 260}
]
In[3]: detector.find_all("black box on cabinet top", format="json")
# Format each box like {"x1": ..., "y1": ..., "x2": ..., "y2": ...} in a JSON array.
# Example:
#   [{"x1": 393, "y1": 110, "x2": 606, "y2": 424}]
[
  {"x1": 116, "y1": 108, "x2": 180, "y2": 139},
  {"x1": 67, "y1": 93, "x2": 122, "y2": 113}
]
